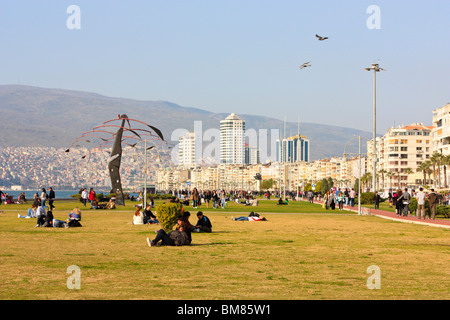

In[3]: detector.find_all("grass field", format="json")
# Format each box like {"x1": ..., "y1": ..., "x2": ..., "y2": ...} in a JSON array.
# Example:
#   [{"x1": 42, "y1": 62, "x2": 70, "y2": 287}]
[{"x1": 0, "y1": 199, "x2": 449, "y2": 300}]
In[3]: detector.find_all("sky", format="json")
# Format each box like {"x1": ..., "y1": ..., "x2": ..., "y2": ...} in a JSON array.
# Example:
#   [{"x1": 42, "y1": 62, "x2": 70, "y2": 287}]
[{"x1": 0, "y1": 0, "x2": 449, "y2": 134}]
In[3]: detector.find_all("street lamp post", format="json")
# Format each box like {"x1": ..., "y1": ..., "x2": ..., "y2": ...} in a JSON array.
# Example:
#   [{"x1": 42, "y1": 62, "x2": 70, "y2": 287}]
[{"x1": 365, "y1": 63, "x2": 385, "y2": 192}]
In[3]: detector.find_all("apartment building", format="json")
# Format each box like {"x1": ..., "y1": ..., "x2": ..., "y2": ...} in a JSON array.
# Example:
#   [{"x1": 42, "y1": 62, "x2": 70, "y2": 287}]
[{"x1": 368, "y1": 123, "x2": 434, "y2": 190}]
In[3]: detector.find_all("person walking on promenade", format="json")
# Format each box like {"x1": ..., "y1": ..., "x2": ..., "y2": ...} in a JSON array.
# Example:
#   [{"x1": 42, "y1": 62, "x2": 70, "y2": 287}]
[
  {"x1": 337, "y1": 192, "x2": 345, "y2": 210},
  {"x1": 323, "y1": 190, "x2": 331, "y2": 210},
  {"x1": 48, "y1": 187, "x2": 56, "y2": 210},
  {"x1": 398, "y1": 188, "x2": 411, "y2": 217},
  {"x1": 428, "y1": 189, "x2": 438, "y2": 220},
  {"x1": 349, "y1": 188, "x2": 356, "y2": 207},
  {"x1": 373, "y1": 191, "x2": 381, "y2": 210},
  {"x1": 415, "y1": 187, "x2": 426, "y2": 220}
]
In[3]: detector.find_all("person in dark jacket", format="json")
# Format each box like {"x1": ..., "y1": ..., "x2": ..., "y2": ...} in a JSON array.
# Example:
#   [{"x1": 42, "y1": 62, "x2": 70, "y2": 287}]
[
  {"x1": 428, "y1": 189, "x2": 438, "y2": 220},
  {"x1": 147, "y1": 216, "x2": 191, "y2": 247},
  {"x1": 48, "y1": 187, "x2": 56, "y2": 210},
  {"x1": 194, "y1": 211, "x2": 212, "y2": 233},
  {"x1": 373, "y1": 192, "x2": 381, "y2": 210},
  {"x1": 143, "y1": 204, "x2": 158, "y2": 224}
]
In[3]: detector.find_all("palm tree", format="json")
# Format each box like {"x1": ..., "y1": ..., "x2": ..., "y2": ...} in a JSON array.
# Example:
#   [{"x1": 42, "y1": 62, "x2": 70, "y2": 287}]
[
  {"x1": 416, "y1": 161, "x2": 429, "y2": 186},
  {"x1": 378, "y1": 169, "x2": 388, "y2": 190},
  {"x1": 403, "y1": 167, "x2": 414, "y2": 188},
  {"x1": 387, "y1": 171, "x2": 395, "y2": 190},
  {"x1": 430, "y1": 152, "x2": 443, "y2": 189},
  {"x1": 442, "y1": 154, "x2": 450, "y2": 189}
]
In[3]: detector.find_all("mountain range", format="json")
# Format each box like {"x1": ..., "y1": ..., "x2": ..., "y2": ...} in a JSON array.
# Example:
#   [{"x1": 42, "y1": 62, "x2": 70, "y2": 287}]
[{"x1": 0, "y1": 85, "x2": 371, "y2": 160}]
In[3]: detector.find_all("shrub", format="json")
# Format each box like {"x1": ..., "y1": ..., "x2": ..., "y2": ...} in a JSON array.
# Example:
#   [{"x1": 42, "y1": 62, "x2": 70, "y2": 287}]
[{"x1": 156, "y1": 203, "x2": 183, "y2": 231}]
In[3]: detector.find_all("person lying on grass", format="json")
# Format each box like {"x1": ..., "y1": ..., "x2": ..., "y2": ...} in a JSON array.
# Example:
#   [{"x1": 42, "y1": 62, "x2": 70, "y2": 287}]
[
  {"x1": 231, "y1": 211, "x2": 267, "y2": 221},
  {"x1": 147, "y1": 216, "x2": 191, "y2": 247}
]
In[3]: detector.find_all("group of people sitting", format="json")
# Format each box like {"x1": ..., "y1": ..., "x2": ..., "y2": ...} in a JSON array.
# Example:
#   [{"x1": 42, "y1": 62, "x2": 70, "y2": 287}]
[
  {"x1": 19, "y1": 204, "x2": 82, "y2": 228},
  {"x1": 91, "y1": 198, "x2": 116, "y2": 210},
  {"x1": 146, "y1": 211, "x2": 213, "y2": 247}
]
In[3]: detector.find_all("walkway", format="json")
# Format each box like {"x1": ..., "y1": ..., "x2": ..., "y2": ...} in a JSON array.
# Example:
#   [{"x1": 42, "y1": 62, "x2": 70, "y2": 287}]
[{"x1": 308, "y1": 198, "x2": 450, "y2": 229}]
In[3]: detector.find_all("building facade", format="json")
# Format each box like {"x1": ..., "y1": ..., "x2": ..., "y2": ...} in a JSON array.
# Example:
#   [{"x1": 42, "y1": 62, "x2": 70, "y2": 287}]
[{"x1": 220, "y1": 113, "x2": 245, "y2": 164}]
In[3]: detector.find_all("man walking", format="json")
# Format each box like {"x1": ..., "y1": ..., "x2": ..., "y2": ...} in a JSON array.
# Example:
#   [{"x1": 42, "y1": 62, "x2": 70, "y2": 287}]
[
  {"x1": 415, "y1": 187, "x2": 426, "y2": 219},
  {"x1": 428, "y1": 189, "x2": 438, "y2": 220},
  {"x1": 373, "y1": 192, "x2": 381, "y2": 210}
]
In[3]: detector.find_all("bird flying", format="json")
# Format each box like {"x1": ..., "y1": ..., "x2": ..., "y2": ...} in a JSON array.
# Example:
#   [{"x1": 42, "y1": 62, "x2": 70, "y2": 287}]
[
  {"x1": 316, "y1": 34, "x2": 328, "y2": 41},
  {"x1": 299, "y1": 61, "x2": 311, "y2": 70}
]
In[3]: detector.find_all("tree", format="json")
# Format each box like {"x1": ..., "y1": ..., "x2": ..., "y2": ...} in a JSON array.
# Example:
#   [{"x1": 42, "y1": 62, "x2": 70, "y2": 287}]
[
  {"x1": 430, "y1": 152, "x2": 443, "y2": 189},
  {"x1": 417, "y1": 161, "x2": 431, "y2": 186},
  {"x1": 386, "y1": 171, "x2": 395, "y2": 190},
  {"x1": 378, "y1": 169, "x2": 388, "y2": 190},
  {"x1": 403, "y1": 167, "x2": 414, "y2": 188},
  {"x1": 442, "y1": 155, "x2": 450, "y2": 188},
  {"x1": 260, "y1": 179, "x2": 274, "y2": 191},
  {"x1": 321, "y1": 178, "x2": 329, "y2": 194}
]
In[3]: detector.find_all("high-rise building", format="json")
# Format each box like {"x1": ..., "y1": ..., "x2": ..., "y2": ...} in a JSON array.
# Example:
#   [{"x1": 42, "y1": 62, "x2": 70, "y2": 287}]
[
  {"x1": 432, "y1": 103, "x2": 450, "y2": 155},
  {"x1": 178, "y1": 131, "x2": 196, "y2": 168},
  {"x1": 245, "y1": 144, "x2": 260, "y2": 165},
  {"x1": 276, "y1": 134, "x2": 310, "y2": 163},
  {"x1": 220, "y1": 113, "x2": 245, "y2": 164}
]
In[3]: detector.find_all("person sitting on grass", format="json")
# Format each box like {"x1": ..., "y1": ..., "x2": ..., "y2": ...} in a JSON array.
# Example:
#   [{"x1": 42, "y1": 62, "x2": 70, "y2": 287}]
[
  {"x1": 106, "y1": 199, "x2": 116, "y2": 209},
  {"x1": 132, "y1": 207, "x2": 144, "y2": 225},
  {"x1": 68, "y1": 207, "x2": 82, "y2": 220},
  {"x1": 231, "y1": 211, "x2": 267, "y2": 221},
  {"x1": 143, "y1": 204, "x2": 159, "y2": 224},
  {"x1": 147, "y1": 216, "x2": 191, "y2": 247},
  {"x1": 193, "y1": 211, "x2": 212, "y2": 233},
  {"x1": 277, "y1": 197, "x2": 288, "y2": 205},
  {"x1": 182, "y1": 211, "x2": 195, "y2": 231},
  {"x1": 18, "y1": 204, "x2": 37, "y2": 218},
  {"x1": 35, "y1": 205, "x2": 46, "y2": 227}
]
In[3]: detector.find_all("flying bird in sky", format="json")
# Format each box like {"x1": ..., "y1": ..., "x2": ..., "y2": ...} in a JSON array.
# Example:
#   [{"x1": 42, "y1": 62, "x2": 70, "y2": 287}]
[
  {"x1": 316, "y1": 34, "x2": 328, "y2": 41},
  {"x1": 299, "y1": 61, "x2": 311, "y2": 69}
]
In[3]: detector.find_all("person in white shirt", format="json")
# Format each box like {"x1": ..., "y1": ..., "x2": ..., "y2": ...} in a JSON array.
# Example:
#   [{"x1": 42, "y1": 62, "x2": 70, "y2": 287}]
[
  {"x1": 132, "y1": 207, "x2": 144, "y2": 225},
  {"x1": 35, "y1": 205, "x2": 46, "y2": 227},
  {"x1": 81, "y1": 188, "x2": 88, "y2": 207},
  {"x1": 415, "y1": 187, "x2": 426, "y2": 220}
]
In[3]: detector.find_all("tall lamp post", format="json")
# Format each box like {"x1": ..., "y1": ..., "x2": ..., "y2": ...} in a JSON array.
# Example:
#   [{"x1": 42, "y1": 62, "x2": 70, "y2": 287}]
[{"x1": 365, "y1": 63, "x2": 385, "y2": 192}]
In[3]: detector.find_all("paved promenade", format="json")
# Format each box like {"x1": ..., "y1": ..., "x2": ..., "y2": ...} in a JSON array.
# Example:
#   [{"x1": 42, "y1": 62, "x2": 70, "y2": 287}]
[{"x1": 309, "y1": 198, "x2": 450, "y2": 229}]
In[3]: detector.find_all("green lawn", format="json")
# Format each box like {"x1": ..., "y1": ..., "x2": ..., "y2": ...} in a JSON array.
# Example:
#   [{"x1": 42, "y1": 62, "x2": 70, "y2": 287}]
[{"x1": 0, "y1": 200, "x2": 448, "y2": 300}]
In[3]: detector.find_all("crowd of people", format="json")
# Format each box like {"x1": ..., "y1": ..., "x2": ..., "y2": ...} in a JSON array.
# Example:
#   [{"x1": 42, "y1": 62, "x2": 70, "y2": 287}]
[{"x1": 388, "y1": 187, "x2": 440, "y2": 220}]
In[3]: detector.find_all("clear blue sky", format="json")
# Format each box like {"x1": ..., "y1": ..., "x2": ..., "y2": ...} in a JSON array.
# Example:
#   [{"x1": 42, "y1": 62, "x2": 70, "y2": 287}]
[{"x1": 1, "y1": 0, "x2": 449, "y2": 133}]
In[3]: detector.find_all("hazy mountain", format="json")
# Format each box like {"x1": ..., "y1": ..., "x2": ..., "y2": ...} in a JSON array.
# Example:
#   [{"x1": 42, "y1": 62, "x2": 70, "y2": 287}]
[{"x1": 0, "y1": 85, "x2": 371, "y2": 160}]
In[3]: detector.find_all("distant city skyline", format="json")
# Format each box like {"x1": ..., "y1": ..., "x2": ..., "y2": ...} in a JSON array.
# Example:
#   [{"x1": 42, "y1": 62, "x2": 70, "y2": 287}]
[{"x1": 0, "y1": 1, "x2": 449, "y2": 133}]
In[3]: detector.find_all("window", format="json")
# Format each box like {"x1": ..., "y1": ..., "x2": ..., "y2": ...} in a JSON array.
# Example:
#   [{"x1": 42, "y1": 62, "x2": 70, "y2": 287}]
[{"x1": 401, "y1": 147, "x2": 407, "y2": 151}]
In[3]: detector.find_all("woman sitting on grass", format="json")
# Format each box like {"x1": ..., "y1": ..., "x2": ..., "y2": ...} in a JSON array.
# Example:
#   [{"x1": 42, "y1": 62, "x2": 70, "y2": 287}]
[
  {"x1": 132, "y1": 207, "x2": 144, "y2": 225},
  {"x1": 68, "y1": 207, "x2": 82, "y2": 220}
]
